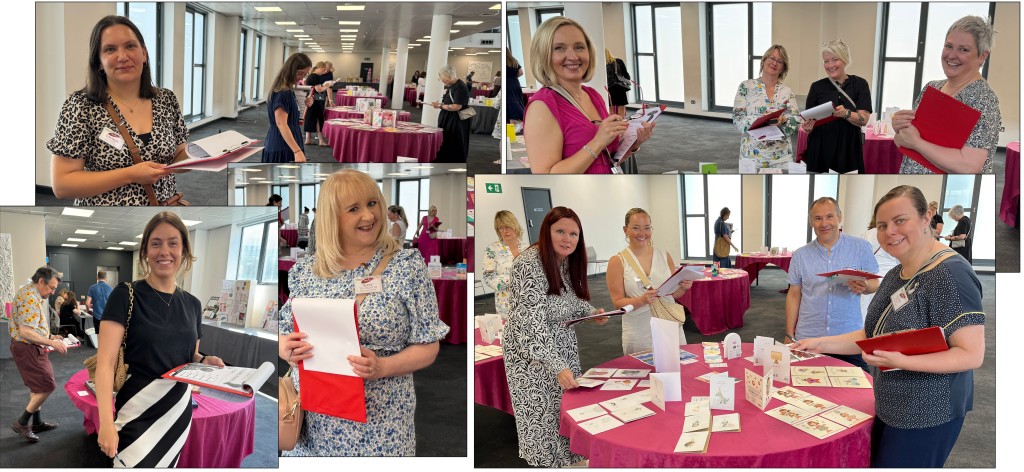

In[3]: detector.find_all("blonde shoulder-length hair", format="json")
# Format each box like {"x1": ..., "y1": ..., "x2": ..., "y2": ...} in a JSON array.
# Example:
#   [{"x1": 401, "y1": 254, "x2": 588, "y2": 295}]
[
  {"x1": 530, "y1": 16, "x2": 597, "y2": 87},
  {"x1": 313, "y1": 170, "x2": 401, "y2": 278}
]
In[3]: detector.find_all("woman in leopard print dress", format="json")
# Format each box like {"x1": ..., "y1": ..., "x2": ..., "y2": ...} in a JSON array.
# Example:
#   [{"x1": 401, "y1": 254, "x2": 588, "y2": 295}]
[{"x1": 47, "y1": 16, "x2": 188, "y2": 206}]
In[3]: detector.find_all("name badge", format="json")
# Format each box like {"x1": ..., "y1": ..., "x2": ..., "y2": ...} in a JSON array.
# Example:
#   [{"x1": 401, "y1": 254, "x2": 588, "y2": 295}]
[
  {"x1": 98, "y1": 127, "x2": 125, "y2": 150},
  {"x1": 354, "y1": 275, "x2": 383, "y2": 295},
  {"x1": 890, "y1": 287, "x2": 910, "y2": 311}
]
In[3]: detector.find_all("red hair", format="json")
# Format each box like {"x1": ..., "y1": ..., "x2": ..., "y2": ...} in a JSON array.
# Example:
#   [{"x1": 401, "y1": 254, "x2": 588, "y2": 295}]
[{"x1": 534, "y1": 207, "x2": 590, "y2": 300}]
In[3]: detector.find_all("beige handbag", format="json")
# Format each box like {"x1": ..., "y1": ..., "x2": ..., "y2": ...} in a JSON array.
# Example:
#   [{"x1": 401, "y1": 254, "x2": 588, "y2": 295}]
[
  {"x1": 278, "y1": 366, "x2": 302, "y2": 451},
  {"x1": 619, "y1": 249, "x2": 687, "y2": 324},
  {"x1": 83, "y1": 282, "x2": 134, "y2": 391}
]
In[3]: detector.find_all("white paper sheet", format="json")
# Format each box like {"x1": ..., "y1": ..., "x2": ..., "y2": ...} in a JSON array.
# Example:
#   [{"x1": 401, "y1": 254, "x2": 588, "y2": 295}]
[
  {"x1": 651, "y1": 318, "x2": 682, "y2": 373},
  {"x1": 291, "y1": 298, "x2": 360, "y2": 376},
  {"x1": 800, "y1": 102, "x2": 835, "y2": 121},
  {"x1": 650, "y1": 372, "x2": 682, "y2": 411},
  {"x1": 747, "y1": 125, "x2": 785, "y2": 141},
  {"x1": 657, "y1": 266, "x2": 705, "y2": 297},
  {"x1": 567, "y1": 404, "x2": 608, "y2": 422}
]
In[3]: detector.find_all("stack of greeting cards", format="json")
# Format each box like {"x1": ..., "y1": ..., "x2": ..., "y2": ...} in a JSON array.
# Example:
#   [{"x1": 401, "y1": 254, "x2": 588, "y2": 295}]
[
  {"x1": 702, "y1": 342, "x2": 726, "y2": 367},
  {"x1": 565, "y1": 389, "x2": 655, "y2": 435}
]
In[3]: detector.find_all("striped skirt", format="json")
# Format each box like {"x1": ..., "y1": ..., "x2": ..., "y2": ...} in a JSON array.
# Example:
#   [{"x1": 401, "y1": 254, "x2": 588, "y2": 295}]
[{"x1": 114, "y1": 376, "x2": 192, "y2": 468}]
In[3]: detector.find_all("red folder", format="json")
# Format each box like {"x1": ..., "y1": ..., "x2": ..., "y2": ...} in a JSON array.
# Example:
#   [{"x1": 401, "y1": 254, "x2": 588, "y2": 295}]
[
  {"x1": 294, "y1": 309, "x2": 367, "y2": 423},
  {"x1": 812, "y1": 115, "x2": 839, "y2": 128},
  {"x1": 898, "y1": 86, "x2": 982, "y2": 174},
  {"x1": 748, "y1": 108, "x2": 785, "y2": 130},
  {"x1": 816, "y1": 269, "x2": 882, "y2": 280},
  {"x1": 854, "y1": 326, "x2": 949, "y2": 371}
]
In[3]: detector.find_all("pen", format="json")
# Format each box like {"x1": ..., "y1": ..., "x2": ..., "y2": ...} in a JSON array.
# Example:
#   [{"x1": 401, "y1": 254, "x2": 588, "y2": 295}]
[{"x1": 114, "y1": 454, "x2": 127, "y2": 467}]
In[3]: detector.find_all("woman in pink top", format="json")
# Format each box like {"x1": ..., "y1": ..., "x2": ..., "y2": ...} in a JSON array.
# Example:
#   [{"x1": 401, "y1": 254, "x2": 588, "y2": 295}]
[{"x1": 524, "y1": 17, "x2": 654, "y2": 174}]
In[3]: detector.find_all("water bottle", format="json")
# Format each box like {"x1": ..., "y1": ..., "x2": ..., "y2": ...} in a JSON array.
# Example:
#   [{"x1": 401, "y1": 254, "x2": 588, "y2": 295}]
[
  {"x1": 456, "y1": 263, "x2": 467, "y2": 280},
  {"x1": 712, "y1": 261, "x2": 720, "y2": 277},
  {"x1": 427, "y1": 256, "x2": 442, "y2": 279}
]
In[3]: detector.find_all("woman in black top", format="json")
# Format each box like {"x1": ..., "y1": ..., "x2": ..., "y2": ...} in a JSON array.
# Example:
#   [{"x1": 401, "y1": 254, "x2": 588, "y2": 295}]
[
  {"x1": 929, "y1": 201, "x2": 944, "y2": 239},
  {"x1": 95, "y1": 212, "x2": 224, "y2": 466},
  {"x1": 58, "y1": 292, "x2": 82, "y2": 336},
  {"x1": 303, "y1": 62, "x2": 333, "y2": 146},
  {"x1": 430, "y1": 65, "x2": 470, "y2": 162},
  {"x1": 945, "y1": 205, "x2": 972, "y2": 263},
  {"x1": 801, "y1": 40, "x2": 872, "y2": 174},
  {"x1": 605, "y1": 49, "x2": 630, "y2": 118}
]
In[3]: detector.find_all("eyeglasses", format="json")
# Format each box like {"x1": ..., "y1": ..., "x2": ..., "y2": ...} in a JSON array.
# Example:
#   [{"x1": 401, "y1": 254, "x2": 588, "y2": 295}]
[
  {"x1": 765, "y1": 57, "x2": 785, "y2": 66},
  {"x1": 628, "y1": 226, "x2": 653, "y2": 232}
]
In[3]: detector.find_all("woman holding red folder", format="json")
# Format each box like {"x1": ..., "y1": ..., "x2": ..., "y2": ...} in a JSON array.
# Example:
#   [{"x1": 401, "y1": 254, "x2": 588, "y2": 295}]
[
  {"x1": 795, "y1": 185, "x2": 985, "y2": 467},
  {"x1": 801, "y1": 40, "x2": 873, "y2": 174},
  {"x1": 892, "y1": 16, "x2": 1001, "y2": 174},
  {"x1": 278, "y1": 170, "x2": 449, "y2": 456},
  {"x1": 732, "y1": 44, "x2": 800, "y2": 171}
]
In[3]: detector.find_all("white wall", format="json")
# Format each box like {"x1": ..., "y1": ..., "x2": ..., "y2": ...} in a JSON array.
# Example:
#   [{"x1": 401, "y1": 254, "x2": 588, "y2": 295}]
[
  {"x1": 428, "y1": 174, "x2": 469, "y2": 238},
  {"x1": 0, "y1": 212, "x2": 47, "y2": 287}
]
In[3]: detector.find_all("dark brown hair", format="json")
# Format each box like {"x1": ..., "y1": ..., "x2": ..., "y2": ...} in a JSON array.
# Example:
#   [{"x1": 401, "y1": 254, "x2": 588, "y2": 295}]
[
  {"x1": 82, "y1": 16, "x2": 157, "y2": 104},
  {"x1": 270, "y1": 53, "x2": 312, "y2": 97},
  {"x1": 139, "y1": 211, "x2": 197, "y2": 276},
  {"x1": 535, "y1": 207, "x2": 589, "y2": 299},
  {"x1": 31, "y1": 267, "x2": 60, "y2": 284},
  {"x1": 872, "y1": 185, "x2": 929, "y2": 221}
]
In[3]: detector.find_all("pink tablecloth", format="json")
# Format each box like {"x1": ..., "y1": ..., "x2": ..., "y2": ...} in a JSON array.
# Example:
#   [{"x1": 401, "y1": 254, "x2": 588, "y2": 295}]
[
  {"x1": 474, "y1": 327, "x2": 513, "y2": 414},
  {"x1": 334, "y1": 92, "x2": 389, "y2": 108},
  {"x1": 405, "y1": 87, "x2": 418, "y2": 104},
  {"x1": 419, "y1": 238, "x2": 467, "y2": 266},
  {"x1": 280, "y1": 229, "x2": 298, "y2": 247},
  {"x1": 325, "y1": 106, "x2": 410, "y2": 122},
  {"x1": 1000, "y1": 141, "x2": 1020, "y2": 227},
  {"x1": 675, "y1": 268, "x2": 750, "y2": 335},
  {"x1": 432, "y1": 278, "x2": 467, "y2": 344},
  {"x1": 734, "y1": 254, "x2": 792, "y2": 284},
  {"x1": 559, "y1": 344, "x2": 874, "y2": 468},
  {"x1": 472, "y1": 89, "x2": 491, "y2": 98},
  {"x1": 64, "y1": 369, "x2": 255, "y2": 468},
  {"x1": 797, "y1": 128, "x2": 902, "y2": 173},
  {"x1": 323, "y1": 120, "x2": 443, "y2": 163},
  {"x1": 464, "y1": 237, "x2": 475, "y2": 272}
]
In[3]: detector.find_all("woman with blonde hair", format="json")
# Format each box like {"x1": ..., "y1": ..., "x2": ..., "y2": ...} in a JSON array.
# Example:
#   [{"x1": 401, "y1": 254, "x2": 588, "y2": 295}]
[
  {"x1": 261, "y1": 53, "x2": 312, "y2": 163},
  {"x1": 304, "y1": 61, "x2": 334, "y2": 147},
  {"x1": 482, "y1": 210, "x2": 524, "y2": 316},
  {"x1": 278, "y1": 169, "x2": 449, "y2": 456},
  {"x1": 733, "y1": 44, "x2": 800, "y2": 170},
  {"x1": 929, "y1": 201, "x2": 944, "y2": 239},
  {"x1": 96, "y1": 211, "x2": 225, "y2": 466},
  {"x1": 387, "y1": 205, "x2": 409, "y2": 242},
  {"x1": 801, "y1": 40, "x2": 873, "y2": 173},
  {"x1": 429, "y1": 64, "x2": 471, "y2": 162}
]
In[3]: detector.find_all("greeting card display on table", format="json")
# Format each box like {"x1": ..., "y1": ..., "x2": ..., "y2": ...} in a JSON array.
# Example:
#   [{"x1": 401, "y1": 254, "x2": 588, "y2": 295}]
[
  {"x1": 610, "y1": 404, "x2": 656, "y2": 423},
  {"x1": 753, "y1": 336, "x2": 774, "y2": 366},
  {"x1": 792, "y1": 374, "x2": 832, "y2": 387},
  {"x1": 475, "y1": 345, "x2": 503, "y2": 356},
  {"x1": 477, "y1": 313, "x2": 502, "y2": 344},
  {"x1": 825, "y1": 366, "x2": 865, "y2": 377},
  {"x1": 791, "y1": 416, "x2": 848, "y2": 439},
  {"x1": 674, "y1": 431, "x2": 711, "y2": 453},
  {"x1": 685, "y1": 397, "x2": 711, "y2": 417},
  {"x1": 355, "y1": 97, "x2": 381, "y2": 112},
  {"x1": 601, "y1": 378, "x2": 639, "y2": 391},
  {"x1": 372, "y1": 109, "x2": 398, "y2": 128},
  {"x1": 575, "y1": 378, "x2": 606, "y2": 388},
  {"x1": 682, "y1": 412, "x2": 711, "y2": 433},
  {"x1": 830, "y1": 376, "x2": 872, "y2": 389},
  {"x1": 649, "y1": 373, "x2": 682, "y2": 412},
  {"x1": 789, "y1": 348, "x2": 825, "y2": 362},
  {"x1": 567, "y1": 404, "x2": 608, "y2": 422},
  {"x1": 696, "y1": 372, "x2": 741, "y2": 384},
  {"x1": 582, "y1": 367, "x2": 616, "y2": 378},
  {"x1": 578, "y1": 415, "x2": 625, "y2": 435},
  {"x1": 744, "y1": 368, "x2": 773, "y2": 411},
  {"x1": 724, "y1": 333, "x2": 742, "y2": 359},
  {"x1": 637, "y1": 379, "x2": 651, "y2": 388},
  {"x1": 791, "y1": 366, "x2": 828, "y2": 376},
  {"x1": 599, "y1": 390, "x2": 651, "y2": 411},
  {"x1": 709, "y1": 373, "x2": 736, "y2": 410},
  {"x1": 764, "y1": 404, "x2": 815, "y2": 424},
  {"x1": 771, "y1": 386, "x2": 810, "y2": 402},
  {"x1": 820, "y1": 405, "x2": 873, "y2": 427},
  {"x1": 613, "y1": 368, "x2": 651, "y2": 378},
  {"x1": 762, "y1": 344, "x2": 791, "y2": 384},
  {"x1": 786, "y1": 394, "x2": 838, "y2": 414},
  {"x1": 712, "y1": 413, "x2": 741, "y2": 432}
]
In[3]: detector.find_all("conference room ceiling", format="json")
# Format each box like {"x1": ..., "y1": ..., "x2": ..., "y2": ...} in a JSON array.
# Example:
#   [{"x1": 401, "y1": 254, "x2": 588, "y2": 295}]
[
  {"x1": 199, "y1": 2, "x2": 502, "y2": 54},
  {"x1": 1, "y1": 207, "x2": 276, "y2": 251},
  {"x1": 231, "y1": 163, "x2": 469, "y2": 186}
]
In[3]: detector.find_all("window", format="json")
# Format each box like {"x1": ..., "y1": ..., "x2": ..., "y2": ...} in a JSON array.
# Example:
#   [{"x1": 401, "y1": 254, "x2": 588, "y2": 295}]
[
  {"x1": 506, "y1": 11, "x2": 526, "y2": 87},
  {"x1": 238, "y1": 29, "x2": 248, "y2": 104},
  {"x1": 396, "y1": 178, "x2": 431, "y2": 241},
  {"x1": 706, "y1": 2, "x2": 773, "y2": 112},
  {"x1": 272, "y1": 184, "x2": 290, "y2": 213},
  {"x1": 939, "y1": 174, "x2": 993, "y2": 263},
  {"x1": 252, "y1": 34, "x2": 265, "y2": 102},
  {"x1": 876, "y1": 2, "x2": 993, "y2": 111},
  {"x1": 183, "y1": 7, "x2": 207, "y2": 119},
  {"x1": 236, "y1": 220, "x2": 278, "y2": 285},
  {"x1": 535, "y1": 8, "x2": 564, "y2": 26},
  {"x1": 234, "y1": 186, "x2": 246, "y2": 205},
  {"x1": 765, "y1": 175, "x2": 838, "y2": 249},
  {"x1": 117, "y1": 2, "x2": 162, "y2": 87},
  {"x1": 631, "y1": 4, "x2": 684, "y2": 106},
  {"x1": 300, "y1": 184, "x2": 321, "y2": 213},
  {"x1": 680, "y1": 175, "x2": 743, "y2": 259}
]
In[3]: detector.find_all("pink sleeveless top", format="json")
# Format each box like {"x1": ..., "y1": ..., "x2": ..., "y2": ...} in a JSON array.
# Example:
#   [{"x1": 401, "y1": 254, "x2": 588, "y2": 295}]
[{"x1": 526, "y1": 86, "x2": 618, "y2": 174}]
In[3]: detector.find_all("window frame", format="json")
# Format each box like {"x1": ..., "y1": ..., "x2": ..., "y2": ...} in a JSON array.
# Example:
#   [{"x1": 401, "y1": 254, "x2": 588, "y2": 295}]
[
  {"x1": 236, "y1": 219, "x2": 278, "y2": 285},
  {"x1": 535, "y1": 8, "x2": 564, "y2": 27},
  {"x1": 118, "y1": 2, "x2": 163, "y2": 88},
  {"x1": 764, "y1": 176, "x2": 839, "y2": 247},
  {"x1": 630, "y1": 3, "x2": 686, "y2": 109},
  {"x1": 705, "y1": 2, "x2": 764, "y2": 113},
  {"x1": 252, "y1": 34, "x2": 265, "y2": 102},
  {"x1": 183, "y1": 7, "x2": 207, "y2": 120},
  {"x1": 238, "y1": 29, "x2": 248, "y2": 105},
  {"x1": 679, "y1": 175, "x2": 744, "y2": 259}
]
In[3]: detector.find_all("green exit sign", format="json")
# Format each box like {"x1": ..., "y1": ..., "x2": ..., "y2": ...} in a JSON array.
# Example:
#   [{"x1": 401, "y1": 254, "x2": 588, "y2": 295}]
[{"x1": 485, "y1": 183, "x2": 503, "y2": 193}]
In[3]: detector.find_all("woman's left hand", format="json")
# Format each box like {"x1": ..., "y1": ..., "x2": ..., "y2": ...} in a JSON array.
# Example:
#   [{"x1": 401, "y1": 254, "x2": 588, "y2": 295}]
[
  {"x1": 202, "y1": 356, "x2": 226, "y2": 367},
  {"x1": 677, "y1": 280, "x2": 693, "y2": 293},
  {"x1": 893, "y1": 124, "x2": 921, "y2": 150},
  {"x1": 633, "y1": 121, "x2": 655, "y2": 147},
  {"x1": 590, "y1": 308, "x2": 609, "y2": 326},
  {"x1": 348, "y1": 347, "x2": 387, "y2": 380},
  {"x1": 862, "y1": 349, "x2": 906, "y2": 370},
  {"x1": 832, "y1": 105, "x2": 848, "y2": 119},
  {"x1": 846, "y1": 280, "x2": 868, "y2": 294}
]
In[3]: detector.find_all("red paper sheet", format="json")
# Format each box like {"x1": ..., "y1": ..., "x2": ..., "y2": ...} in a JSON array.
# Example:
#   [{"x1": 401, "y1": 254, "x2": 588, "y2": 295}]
[{"x1": 294, "y1": 310, "x2": 367, "y2": 423}]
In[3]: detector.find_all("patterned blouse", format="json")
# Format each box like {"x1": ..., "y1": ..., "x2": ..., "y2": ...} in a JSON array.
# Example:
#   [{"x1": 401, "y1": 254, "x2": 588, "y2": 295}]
[
  {"x1": 481, "y1": 239, "x2": 522, "y2": 315},
  {"x1": 900, "y1": 79, "x2": 1001, "y2": 174},
  {"x1": 733, "y1": 78, "x2": 801, "y2": 169},
  {"x1": 10, "y1": 284, "x2": 48, "y2": 343}
]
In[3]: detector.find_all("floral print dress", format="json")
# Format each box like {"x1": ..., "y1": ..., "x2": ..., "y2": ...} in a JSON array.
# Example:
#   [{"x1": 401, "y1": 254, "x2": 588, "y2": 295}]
[
  {"x1": 481, "y1": 240, "x2": 522, "y2": 316},
  {"x1": 733, "y1": 78, "x2": 800, "y2": 169}
]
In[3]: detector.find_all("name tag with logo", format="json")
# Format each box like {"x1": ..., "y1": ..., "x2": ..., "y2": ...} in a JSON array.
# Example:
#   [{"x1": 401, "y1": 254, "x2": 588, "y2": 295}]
[
  {"x1": 354, "y1": 276, "x2": 383, "y2": 295},
  {"x1": 890, "y1": 287, "x2": 910, "y2": 311},
  {"x1": 98, "y1": 127, "x2": 125, "y2": 150}
]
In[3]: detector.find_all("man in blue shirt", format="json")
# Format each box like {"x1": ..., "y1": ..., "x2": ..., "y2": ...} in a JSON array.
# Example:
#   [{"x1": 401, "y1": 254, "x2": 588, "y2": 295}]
[
  {"x1": 85, "y1": 271, "x2": 112, "y2": 334},
  {"x1": 786, "y1": 197, "x2": 879, "y2": 368}
]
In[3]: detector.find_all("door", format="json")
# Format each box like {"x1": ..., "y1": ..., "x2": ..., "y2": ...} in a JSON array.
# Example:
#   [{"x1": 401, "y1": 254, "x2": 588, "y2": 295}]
[
  {"x1": 521, "y1": 188, "x2": 553, "y2": 245},
  {"x1": 98, "y1": 266, "x2": 119, "y2": 287},
  {"x1": 360, "y1": 63, "x2": 374, "y2": 83}
]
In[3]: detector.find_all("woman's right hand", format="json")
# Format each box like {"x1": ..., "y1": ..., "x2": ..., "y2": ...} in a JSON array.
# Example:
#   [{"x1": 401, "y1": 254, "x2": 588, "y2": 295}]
[
  {"x1": 295, "y1": 150, "x2": 307, "y2": 163},
  {"x1": 793, "y1": 337, "x2": 825, "y2": 353},
  {"x1": 642, "y1": 288, "x2": 658, "y2": 306},
  {"x1": 128, "y1": 161, "x2": 170, "y2": 185},
  {"x1": 593, "y1": 115, "x2": 629, "y2": 150},
  {"x1": 280, "y1": 331, "x2": 313, "y2": 366},
  {"x1": 891, "y1": 110, "x2": 916, "y2": 131},
  {"x1": 556, "y1": 368, "x2": 579, "y2": 390},
  {"x1": 98, "y1": 424, "x2": 118, "y2": 458},
  {"x1": 801, "y1": 118, "x2": 816, "y2": 133}
]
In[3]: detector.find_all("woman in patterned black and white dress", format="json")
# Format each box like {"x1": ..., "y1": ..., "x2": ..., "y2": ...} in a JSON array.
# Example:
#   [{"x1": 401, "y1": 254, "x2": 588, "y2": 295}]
[
  {"x1": 96, "y1": 212, "x2": 225, "y2": 467},
  {"x1": 48, "y1": 16, "x2": 189, "y2": 206},
  {"x1": 503, "y1": 207, "x2": 610, "y2": 467},
  {"x1": 278, "y1": 169, "x2": 449, "y2": 456}
]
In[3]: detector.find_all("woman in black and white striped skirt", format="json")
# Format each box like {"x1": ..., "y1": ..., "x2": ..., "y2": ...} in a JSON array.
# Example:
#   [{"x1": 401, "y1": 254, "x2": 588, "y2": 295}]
[{"x1": 94, "y1": 211, "x2": 224, "y2": 467}]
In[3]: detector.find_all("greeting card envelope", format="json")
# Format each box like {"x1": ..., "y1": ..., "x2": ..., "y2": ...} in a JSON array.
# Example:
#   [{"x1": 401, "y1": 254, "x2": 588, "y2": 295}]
[
  {"x1": 771, "y1": 386, "x2": 810, "y2": 402},
  {"x1": 582, "y1": 368, "x2": 616, "y2": 378},
  {"x1": 830, "y1": 376, "x2": 872, "y2": 389},
  {"x1": 611, "y1": 404, "x2": 657, "y2": 423},
  {"x1": 674, "y1": 431, "x2": 711, "y2": 453},
  {"x1": 825, "y1": 366, "x2": 866, "y2": 378},
  {"x1": 749, "y1": 108, "x2": 785, "y2": 130},
  {"x1": 765, "y1": 404, "x2": 816, "y2": 424},
  {"x1": 292, "y1": 305, "x2": 365, "y2": 422},
  {"x1": 898, "y1": 85, "x2": 982, "y2": 174},
  {"x1": 820, "y1": 405, "x2": 874, "y2": 427},
  {"x1": 575, "y1": 378, "x2": 606, "y2": 388},
  {"x1": 600, "y1": 378, "x2": 639, "y2": 391},
  {"x1": 712, "y1": 413, "x2": 741, "y2": 432},
  {"x1": 791, "y1": 416, "x2": 848, "y2": 439},
  {"x1": 791, "y1": 366, "x2": 828, "y2": 376},
  {"x1": 567, "y1": 404, "x2": 608, "y2": 422},
  {"x1": 682, "y1": 413, "x2": 711, "y2": 432},
  {"x1": 578, "y1": 415, "x2": 625, "y2": 435},
  {"x1": 854, "y1": 326, "x2": 949, "y2": 371},
  {"x1": 785, "y1": 394, "x2": 839, "y2": 414},
  {"x1": 792, "y1": 374, "x2": 832, "y2": 387},
  {"x1": 613, "y1": 368, "x2": 651, "y2": 378}
]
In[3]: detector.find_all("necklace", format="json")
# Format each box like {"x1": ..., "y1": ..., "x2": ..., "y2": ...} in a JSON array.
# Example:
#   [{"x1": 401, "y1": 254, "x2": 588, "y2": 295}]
[
  {"x1": 154, "y1": 287, "x2": 176, "y2": 306},
  {"x1": 111, "y1": 94, "x2": 143, "y2": 114}
]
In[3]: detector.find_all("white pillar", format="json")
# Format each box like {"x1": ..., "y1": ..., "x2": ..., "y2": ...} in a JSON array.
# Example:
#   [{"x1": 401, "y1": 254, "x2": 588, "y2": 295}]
[
  {"x1": 563, "y1": 3, "x2": 608, "y2": 93},
  {"x1": 378, "y1": 47, "x2": 391, "y2": 95},
  {"x1": 391, "y1": 38, "x2": 410, "y2": 110},
  {"x1": 422, "y1": 14, "x2": 452, "y2": 126}
]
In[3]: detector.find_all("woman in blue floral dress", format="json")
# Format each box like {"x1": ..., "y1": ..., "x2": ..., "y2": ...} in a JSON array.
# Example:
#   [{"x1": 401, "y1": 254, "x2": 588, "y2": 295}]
[
  {"x1": 278, "y1": 169, "x2": 449, "y2": 456},
  {"x1": 732, "y1": 44, "x2": 800, "y2": 171}
]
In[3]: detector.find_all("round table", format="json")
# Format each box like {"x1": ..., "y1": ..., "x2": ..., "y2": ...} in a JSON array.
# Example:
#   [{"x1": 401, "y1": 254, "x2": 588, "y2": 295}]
[
  {"x1": 796, "y1": 128, "x2": 902, "y2": 173},
  {"x1": 734, "y1": 253, "x2": 792, "y2": 285},
  {"x1": 64, "y1": 369, "x2": 256, "y2": 468},
  {"x1": 404, "y1": 86, "x2": 418, "y2": 104},
  {"x1": 325, "y1": 106, "x2": 410, "y2": 122},
  {"x1": 558, "y1": 343, "x2": 874, "y2": 467},
  {"x1": 323, "y1": 119, "x2": 443, "y2": 163},
  {"x1": 280, "y1": 228, "x2": 298, "y2": 247},
  {"x1": 469, "y1": 105, "x2": 499, "y2": 134},
  {"x1": 674, "y1": 268, "x2": 750, "y2": 335},
  {"x1": 432, "y1": 278, "x2": 467, "y2": 344},
  {"x1": 334, "y1": 92, "x2": 389, "y2": 108},
  {"x1": 474, "y1": 326, "x2": 513, "y2": 414},
  {"x1": 472, "y1": 88, "x2": 491, "y2": 98},
  {"x1": 419, "y1": 237, "x2": 467, "y2": 266},
  {"x1": 464, "y1": 237, "x2": 475, "y2": 272},
  {"x1": 1000, "y1": 141, "x2": 1020, "y2": 228}
]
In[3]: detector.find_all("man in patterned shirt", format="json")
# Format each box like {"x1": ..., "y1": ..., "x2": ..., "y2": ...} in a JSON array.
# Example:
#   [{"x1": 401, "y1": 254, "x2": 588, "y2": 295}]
[{"x1": 9, "y1": 267, "x2": 67, "y2": 443}]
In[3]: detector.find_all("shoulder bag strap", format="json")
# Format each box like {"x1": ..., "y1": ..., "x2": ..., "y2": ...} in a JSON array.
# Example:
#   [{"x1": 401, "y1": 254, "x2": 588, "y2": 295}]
[
  {"x1": 103, "y1": 100, "x2": 159, "y2": 206},
  {"x1": 618, "y1": 249, "x2": 652, "y2": 289},
  {"x1": 547, "y1": 85, "x2": 615, "y2": 164},
  {"x1": 829, "y1": 79, "x2": 858, "y2": 111},
  {"x1": 354, "y1": 251, "x2": 396, "y2": 306},
  {"x1": 870, "y1": 249, "x2": 959, "y2": 337},
  {"x1": 120, "y1": 281, "x2": 134, "y2": 349}
]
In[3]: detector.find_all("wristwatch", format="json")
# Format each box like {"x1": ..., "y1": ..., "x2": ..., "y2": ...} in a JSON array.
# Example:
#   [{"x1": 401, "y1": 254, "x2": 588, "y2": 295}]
[{"x1": 846, "y1": 109, "x2": 852, "y2": 120}]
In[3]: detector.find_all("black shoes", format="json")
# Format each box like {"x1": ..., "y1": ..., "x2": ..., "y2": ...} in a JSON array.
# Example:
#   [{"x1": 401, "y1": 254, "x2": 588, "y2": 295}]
[
  {"x1": 11, "y1": 421, "x2": 38, "y2": 443},
  {"x1": 32, "y1": 421, "x2": 58, "y2": 433}
]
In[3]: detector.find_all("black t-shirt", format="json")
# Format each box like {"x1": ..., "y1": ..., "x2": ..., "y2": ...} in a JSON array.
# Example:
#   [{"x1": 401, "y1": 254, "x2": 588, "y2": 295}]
[
  {"x1": 307, "y1": 73, "x2": 326, "y2": 101},
  {"x1": 930, "y1": 213, "x2": 944, "y2": 230},
  {"x1": 103, "y1": 280, "x2": 203, "y2": 379}
]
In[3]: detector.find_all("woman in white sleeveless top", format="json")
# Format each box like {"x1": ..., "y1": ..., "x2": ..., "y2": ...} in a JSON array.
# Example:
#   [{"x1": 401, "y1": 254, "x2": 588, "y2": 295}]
[{"x1": 606, "y1": 208, "x2": 692, "y2": 355}]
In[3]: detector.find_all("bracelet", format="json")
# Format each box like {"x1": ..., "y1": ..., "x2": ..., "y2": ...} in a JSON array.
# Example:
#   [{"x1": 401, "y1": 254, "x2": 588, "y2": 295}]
[
  {"x1": 582, "y1": 145, "x2": 598, "y2": 160},
  {"x1": 199, "y1": 355, "x2": 207, "y2": 364}
]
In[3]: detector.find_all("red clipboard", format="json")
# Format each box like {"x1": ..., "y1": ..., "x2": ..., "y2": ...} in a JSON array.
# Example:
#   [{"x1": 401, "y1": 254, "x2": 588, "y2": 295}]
[
  {"x1": 816, "y1": 269, "x2": 882, "y2": 280},
  {"x1": 898, "y1": 86, "x2": 982, "y2": 174},
  {"x1": 294, "y1": 308, "x2": 367, "y2": 423},
  {"x1": 812, "y1": 115, "x2": 839, "y2": 128},
  {"x1": 854, "y1": 326, "x2": 949, "y2": 371},
  {"x1": 748, "y1": 108, "x2": 785, "y2": 130}
]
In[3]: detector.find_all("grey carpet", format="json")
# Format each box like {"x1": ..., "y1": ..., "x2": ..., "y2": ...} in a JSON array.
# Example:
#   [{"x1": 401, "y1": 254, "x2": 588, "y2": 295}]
[
  {"x1": 473, "y1": 268, "x2": 996, "y2": 468},
  {"x1": 0, "y1": 342, "x2": 278, "y2": 467}
]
